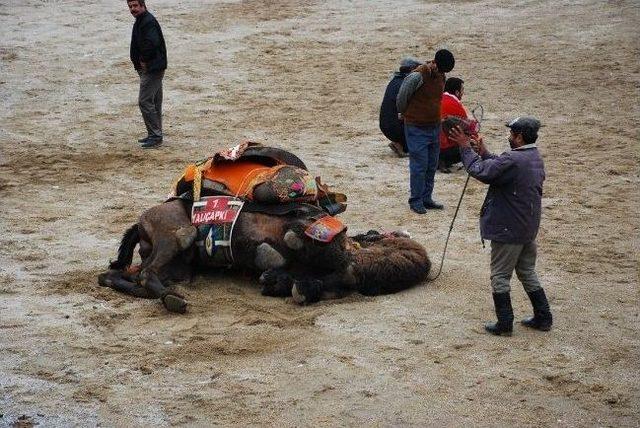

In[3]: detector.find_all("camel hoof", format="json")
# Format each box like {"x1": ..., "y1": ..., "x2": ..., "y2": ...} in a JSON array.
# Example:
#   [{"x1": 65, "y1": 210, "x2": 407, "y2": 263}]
[
  {"x1": 259, "y1": 269, "x2": 278, "y2": 286},
  {"x1": 291, "y1": 279, "x2": 321, "y2": 305},
  {"x1": 261, "y1": 272, "x2": 293, "y2": 297},
  {"x1": 97, "y1": 271, "x2": 114, "y2": 287},
  {"x1": 291, "y1": 283, "x2": 306, "y2": 304},
  {"x1": 162, "y1": 294, "x2": 187, "y2": 314},
  {"x1": 390, "y1": 230, "x2": 411, "y2": 239}
]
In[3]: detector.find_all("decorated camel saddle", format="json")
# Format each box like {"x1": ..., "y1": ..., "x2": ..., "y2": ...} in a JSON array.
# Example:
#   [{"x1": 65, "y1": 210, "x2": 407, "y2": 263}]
[
  {"x1": 171, "y1": 141, "x2": 346, "y2": 214},
  {"x1": 169, "y1": 142, "x2": 349, "y2": 267}
]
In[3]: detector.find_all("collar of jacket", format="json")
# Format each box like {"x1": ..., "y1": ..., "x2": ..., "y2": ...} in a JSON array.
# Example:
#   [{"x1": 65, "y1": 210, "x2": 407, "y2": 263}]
[
  {"x1": 513, "y1": 143, "x2": 538, "y2": 151},
  {"x1": 443, "y1": 92, "x2": 460, "y2": 101},
  {"x1": 136, "y1": 10, "x2": 149, "y2": 22}
]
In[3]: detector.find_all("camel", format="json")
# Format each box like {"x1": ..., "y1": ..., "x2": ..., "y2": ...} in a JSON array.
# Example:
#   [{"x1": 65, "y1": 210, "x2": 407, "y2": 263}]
[{"x1": 98, "y1": 144, "x2": 431, "y2": 313}]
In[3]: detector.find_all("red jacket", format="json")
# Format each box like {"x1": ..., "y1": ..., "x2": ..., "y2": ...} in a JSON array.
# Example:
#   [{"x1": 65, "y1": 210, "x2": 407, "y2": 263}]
[{"x1": 440, "y1": 92, "x2": 468, "y2": 150}]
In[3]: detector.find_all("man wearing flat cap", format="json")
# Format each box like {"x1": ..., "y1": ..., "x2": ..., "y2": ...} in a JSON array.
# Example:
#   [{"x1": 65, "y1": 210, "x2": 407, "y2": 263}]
[{"x1": 449, "y1": 116, "x2": 553, "y2": 336}]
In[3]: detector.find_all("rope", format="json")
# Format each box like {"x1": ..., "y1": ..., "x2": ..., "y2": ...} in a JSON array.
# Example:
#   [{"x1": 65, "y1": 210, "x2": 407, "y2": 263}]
[
  {"x1": 427, "y1": 173, "x2": 470, "y2": 281},
  {"x1": 426, "y1": 103, "x2": 484, "y2": 281}
]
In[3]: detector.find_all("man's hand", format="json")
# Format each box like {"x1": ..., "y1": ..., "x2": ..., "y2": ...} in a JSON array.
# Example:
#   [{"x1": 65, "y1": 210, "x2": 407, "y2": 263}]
[
  {"x1": 471, "y1": 135, "x2": 487, "y2": 156},
  {"x1": 449, "y1": 126, "x2": 472, "y2": 148},
  {"x1": 449, "y1": 127, "x2": 488, "y2": 156}
]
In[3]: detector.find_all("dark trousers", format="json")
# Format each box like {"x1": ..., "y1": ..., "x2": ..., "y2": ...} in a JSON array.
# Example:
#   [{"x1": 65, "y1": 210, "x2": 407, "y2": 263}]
[
  {"x1": 138, "y1": 70, "x2": 164, "y2": 138},
  {"x1": 439, "y1": 146, "x2": 461, "y2": 168}
]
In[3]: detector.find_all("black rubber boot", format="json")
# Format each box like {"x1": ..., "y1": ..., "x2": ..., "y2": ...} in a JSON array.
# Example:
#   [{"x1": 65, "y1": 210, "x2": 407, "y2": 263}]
[
  {"x1": 521, "y1": 288, "x2": 553, "y2": 331},
  {"x1": 485, "y1": 292, "x2": 514, "y2": 336}
]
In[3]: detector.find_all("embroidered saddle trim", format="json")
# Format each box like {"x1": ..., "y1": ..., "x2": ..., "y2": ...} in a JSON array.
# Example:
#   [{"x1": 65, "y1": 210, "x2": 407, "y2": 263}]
[{"x1": 304, "y1": 216, "x2": 347, "y2": 243}]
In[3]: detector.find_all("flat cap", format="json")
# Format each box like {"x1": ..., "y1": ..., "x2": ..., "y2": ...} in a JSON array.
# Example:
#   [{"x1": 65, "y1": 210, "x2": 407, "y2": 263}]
[{"x1": 505, "y1": 116, "x2": 541, "y2": 134}]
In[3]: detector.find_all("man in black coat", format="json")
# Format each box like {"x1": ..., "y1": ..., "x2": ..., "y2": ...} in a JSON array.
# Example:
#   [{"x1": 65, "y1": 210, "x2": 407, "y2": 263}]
[
  {"x1": 128, "y1": 0, "x2": 167, "y2": 148},
  {"x1": 379, "y1": 58, "x2": 421, "y2": 157}
]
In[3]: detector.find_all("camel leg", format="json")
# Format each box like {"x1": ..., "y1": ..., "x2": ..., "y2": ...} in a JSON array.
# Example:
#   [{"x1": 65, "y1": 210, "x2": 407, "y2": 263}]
[
  {"x1": 98, "y1": 269, "x2": 153, "y2": 298},
  {"x1": 139, "y1": 236, "x2": 188, "y2": 314},
  {"x1": 108, "y1": 276, "x2": 154, "y2": 298},
  {"x1": 259, "y1": 268, "x2": 294, "y2": 297},
  {"x1": 141, "y1": 270, "x2": 187, "y2": 314},
  {"x1": 137, "y1": 200, "x2": 195, "y2": 313},
  {"x1": 291, "y1": 266, "x2": 357, "y2": 305}
]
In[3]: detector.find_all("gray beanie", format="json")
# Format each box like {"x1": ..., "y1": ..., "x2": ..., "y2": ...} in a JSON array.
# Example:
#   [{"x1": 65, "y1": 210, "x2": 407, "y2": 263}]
[{"x1": 399, "y1": 57, "x2": 422, "y2": 73}]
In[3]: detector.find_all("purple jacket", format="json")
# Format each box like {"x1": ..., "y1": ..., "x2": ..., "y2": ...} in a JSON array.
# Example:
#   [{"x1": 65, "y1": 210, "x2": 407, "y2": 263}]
[{"x1": 461, "y1": 144, "x2": 545, "y2": 244}]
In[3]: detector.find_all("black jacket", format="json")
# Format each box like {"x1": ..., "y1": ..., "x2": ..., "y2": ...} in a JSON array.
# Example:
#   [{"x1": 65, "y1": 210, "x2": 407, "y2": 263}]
[
  {"x1": 379, "y1": 71, "x2": 410, "y2": 148},
  {"x1": 130, "y1": 11, "x2": 167, "y2": 73}
]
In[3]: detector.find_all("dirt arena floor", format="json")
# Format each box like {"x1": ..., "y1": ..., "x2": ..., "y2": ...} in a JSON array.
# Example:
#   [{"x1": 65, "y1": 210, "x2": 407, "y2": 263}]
[{"x1": 1, "y1": 0, "x2": 638, "y2": 426}]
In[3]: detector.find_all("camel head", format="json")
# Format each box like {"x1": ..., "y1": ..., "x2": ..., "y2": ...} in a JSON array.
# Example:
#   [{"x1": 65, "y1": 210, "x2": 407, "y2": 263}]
[{"x1": 282, "y1": 218, "x2": 351, "y2": 272}]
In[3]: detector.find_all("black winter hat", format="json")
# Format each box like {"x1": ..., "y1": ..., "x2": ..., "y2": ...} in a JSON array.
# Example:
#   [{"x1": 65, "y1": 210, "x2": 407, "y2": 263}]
[{"x1": 434, "y1": 49, "x2": 455, "y2": 73}]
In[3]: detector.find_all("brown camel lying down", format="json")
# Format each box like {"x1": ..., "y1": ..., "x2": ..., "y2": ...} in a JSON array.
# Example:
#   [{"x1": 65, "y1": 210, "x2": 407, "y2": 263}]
[{"x1": 98, "y1": 145, "x2": 431, "y2": 313}]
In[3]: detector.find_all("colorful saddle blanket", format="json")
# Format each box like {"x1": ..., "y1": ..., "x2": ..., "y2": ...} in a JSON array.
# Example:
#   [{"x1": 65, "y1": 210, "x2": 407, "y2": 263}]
[
  {"x1": 171, "y1": 142, "x2": 347, "y2": 214},
  {"x1": 172, "y1": 143, "x2": 349, "y2": 266}
]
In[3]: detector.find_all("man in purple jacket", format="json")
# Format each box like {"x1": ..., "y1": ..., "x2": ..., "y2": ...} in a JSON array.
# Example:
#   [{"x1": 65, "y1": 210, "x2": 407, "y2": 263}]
[{"x1": 449, "y1": 116, "x2": 553, "y2": 336}]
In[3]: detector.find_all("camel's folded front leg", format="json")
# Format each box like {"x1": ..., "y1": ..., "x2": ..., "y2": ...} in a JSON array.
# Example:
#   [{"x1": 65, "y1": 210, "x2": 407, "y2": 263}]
[
  {"x1": 259, "y1": 268, "x2": 294, "y2": 297},
  {"x1": 291, "y1": 266, "x2": 357, "y2": 305}
]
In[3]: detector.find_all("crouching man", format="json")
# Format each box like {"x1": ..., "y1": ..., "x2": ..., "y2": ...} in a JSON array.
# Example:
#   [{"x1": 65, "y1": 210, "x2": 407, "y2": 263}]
[{"x1": 448, "y1": 116, "x2": 553, "y2": 336}]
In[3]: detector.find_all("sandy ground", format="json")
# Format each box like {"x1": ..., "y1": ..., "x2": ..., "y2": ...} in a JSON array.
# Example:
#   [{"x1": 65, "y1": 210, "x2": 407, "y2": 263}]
[{"x1": 1, "y1": 0, "x2": 639, "y2": 426}]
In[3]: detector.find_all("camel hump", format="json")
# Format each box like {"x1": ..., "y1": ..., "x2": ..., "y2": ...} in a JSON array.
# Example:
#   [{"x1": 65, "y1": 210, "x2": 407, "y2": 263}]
[
  {"x1": 214, "y1": 142, "x2": 307, "y2": 170},
  {"x1": 241, "y1": 145, "x2": 308, "y2": 170}
]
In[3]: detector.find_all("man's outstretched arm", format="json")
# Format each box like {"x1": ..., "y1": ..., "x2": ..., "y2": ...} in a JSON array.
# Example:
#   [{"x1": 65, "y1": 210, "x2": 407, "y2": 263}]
[{"x1": 449, "y1": 126, "x2": 513, "y2": 184}]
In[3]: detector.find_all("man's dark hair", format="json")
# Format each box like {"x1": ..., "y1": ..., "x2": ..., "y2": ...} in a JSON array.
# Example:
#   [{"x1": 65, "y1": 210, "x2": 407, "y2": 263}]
[
  {"x1": 434, "y1": 49, "x2": 455, "y2": 73},
  {"x1": 519, "y1": 131, "x2": 538, "y2": 145},
  {"x1": 510, "y1": 126, "x2": 538, "y2": 144},
  {"x1": 127, "y1": 0, "x2": 146, "y2": 6},
  {"x1": 444, "y1": 77, "x2": 464, "y2": 94}
]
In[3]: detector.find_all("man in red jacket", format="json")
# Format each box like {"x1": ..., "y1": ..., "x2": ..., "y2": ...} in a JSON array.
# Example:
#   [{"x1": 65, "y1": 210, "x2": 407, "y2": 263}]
[{"x1": 439, "y1": 77, "x2": 470, "y2": 172}]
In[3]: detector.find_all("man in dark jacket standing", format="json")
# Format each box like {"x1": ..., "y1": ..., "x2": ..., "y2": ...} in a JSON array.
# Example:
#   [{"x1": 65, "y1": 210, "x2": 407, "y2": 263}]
[
  {"x1": 397, "y1": 49, "x2": 455, "y2": 214},
  {"x1": 128, "y1": 0, "x2": 167, "y2": 148},
  {"x1": 449, "y1": 116, "x2": 553, "y2": 336},
  {"x1": 379, "y1": 58, "x2": 421, "y2": 157}
]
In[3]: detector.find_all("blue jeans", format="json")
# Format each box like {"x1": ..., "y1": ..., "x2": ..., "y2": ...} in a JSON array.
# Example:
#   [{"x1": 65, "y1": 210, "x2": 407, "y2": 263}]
[{"x1": 405, "y1": 124, "x2": 440, "y2": 209}]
